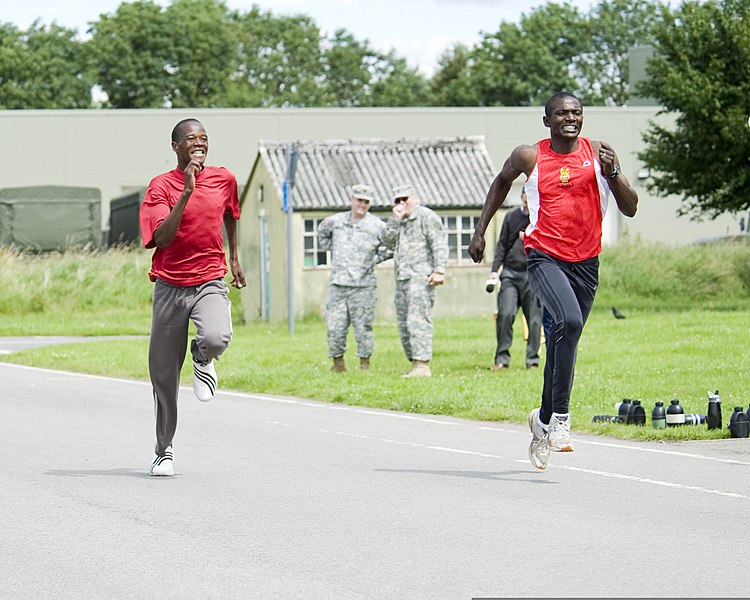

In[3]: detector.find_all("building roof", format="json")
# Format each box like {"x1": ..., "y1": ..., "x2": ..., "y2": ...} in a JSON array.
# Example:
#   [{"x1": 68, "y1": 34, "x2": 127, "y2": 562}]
[{"x1": 253, "y1": 136, "x2": 497, "y2": 211}]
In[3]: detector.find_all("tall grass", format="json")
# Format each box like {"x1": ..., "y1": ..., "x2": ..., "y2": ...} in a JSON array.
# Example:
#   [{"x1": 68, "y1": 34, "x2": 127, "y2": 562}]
[
  {"x1": 597, "y1": 237, "x2": 750, "y2": 311},
  {"x1": 0, "y1": 246, "x2": 154, "y2": 334}
]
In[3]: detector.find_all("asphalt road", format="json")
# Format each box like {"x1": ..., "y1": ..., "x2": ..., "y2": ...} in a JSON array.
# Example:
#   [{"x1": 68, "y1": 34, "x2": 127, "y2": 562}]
[{"x1": 2, "y1": 360, "x2": 750, "y2": 599}]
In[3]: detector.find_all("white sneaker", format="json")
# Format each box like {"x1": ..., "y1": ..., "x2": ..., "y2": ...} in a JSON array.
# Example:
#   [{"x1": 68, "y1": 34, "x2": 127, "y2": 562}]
[
  {"x1": 150, "y1": 446, "x2": 174, "y2": 477},
  {"x1": 193, "y1": 359, "x2": 217, "y2": 402},
  {"x1": 548, "y1": 413, "x2": 574, "y2": 452},
  {"x1": 528, "y1": 408, "x2": 550, "y2": 470}
]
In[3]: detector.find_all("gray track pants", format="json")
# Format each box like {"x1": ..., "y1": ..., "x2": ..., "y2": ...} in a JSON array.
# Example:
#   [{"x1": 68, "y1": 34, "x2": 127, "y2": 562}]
[{"x1": 150, "y1": 278, "x2": 232, "y2": 454}]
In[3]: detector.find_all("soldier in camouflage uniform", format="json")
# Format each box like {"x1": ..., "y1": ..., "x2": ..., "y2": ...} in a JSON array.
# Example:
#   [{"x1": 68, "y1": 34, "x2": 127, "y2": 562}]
[
  {"x1": 382, "y1": 184, "x2": 449, "y2": 377},
  {"x1": 318, "y1": 183, "x2": 388, "y2": 372}
]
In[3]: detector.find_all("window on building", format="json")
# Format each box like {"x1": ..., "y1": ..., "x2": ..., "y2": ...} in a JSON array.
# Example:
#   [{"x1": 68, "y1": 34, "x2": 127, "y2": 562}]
[
  {"x1": 303, "y1": 218, "x2": 329, "y2": 267},
  {"x1": 444, "y1": 215, "x2": 478, "y2": 264},
  {"x1": 304, "y1": 214, "x2": 478, "y2": 267}
]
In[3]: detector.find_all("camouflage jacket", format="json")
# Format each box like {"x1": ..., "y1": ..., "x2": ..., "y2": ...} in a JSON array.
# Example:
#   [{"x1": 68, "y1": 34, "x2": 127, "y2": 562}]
[
  {"x1": 382, "y1": 205, "x2": 449, "y2": 281},
  {"x1": 318, "y1": 211, "x2": 389, "y2": 287}
]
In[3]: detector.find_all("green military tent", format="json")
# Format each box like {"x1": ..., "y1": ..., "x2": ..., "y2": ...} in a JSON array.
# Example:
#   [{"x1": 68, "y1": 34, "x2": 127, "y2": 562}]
[{"x1": 0, "y1": 185, "x2": 102, "y2": 250}]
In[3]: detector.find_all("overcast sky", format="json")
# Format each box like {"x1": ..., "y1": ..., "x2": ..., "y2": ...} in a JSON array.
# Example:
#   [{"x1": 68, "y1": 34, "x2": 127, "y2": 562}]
[{"x1": 4, "y1": 0, "x2": 599, "y2": 76}]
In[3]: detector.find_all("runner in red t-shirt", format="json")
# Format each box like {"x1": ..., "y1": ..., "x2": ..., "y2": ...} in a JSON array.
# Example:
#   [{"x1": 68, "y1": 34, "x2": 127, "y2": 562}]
[
  {"x1": 469, "y1": 92, "x2": 638, "y2": 470},
  {"x1": 139, "y1": 118, "x2": 246, "y2": 477}
]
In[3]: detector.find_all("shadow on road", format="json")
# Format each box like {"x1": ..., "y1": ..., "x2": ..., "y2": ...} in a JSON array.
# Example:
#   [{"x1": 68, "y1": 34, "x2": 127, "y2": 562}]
[
  {"x1": 374, "y1": 468, "x2": 558, "y2": 484},
  {"x1": 44, "y1": 468, "x2": 152, "y2": 479}
]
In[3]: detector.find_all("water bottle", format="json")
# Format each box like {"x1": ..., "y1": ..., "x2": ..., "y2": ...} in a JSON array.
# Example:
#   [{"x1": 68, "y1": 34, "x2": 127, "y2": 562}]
[
  {"x1": 627, "y1": 400, "x2": 646, "y2": 426},
  {"x1": 729, "y1": 407, "x2": 750, "y2": 438},
  {"x1": 684, "y1": 414, "x2": 707, "y2": 425},
  {"x1": 666, "y1": 399, "x2": 685, "y2": 427},
  {"x1": 707, "y1": 390, "x2": 722, "y2": 430},
  {"x1": 652, "y1": 401, "x2": 666, "y2": 429},
  {"x1": 615, "y1": 399, "x2": 632, "y2": 423}
]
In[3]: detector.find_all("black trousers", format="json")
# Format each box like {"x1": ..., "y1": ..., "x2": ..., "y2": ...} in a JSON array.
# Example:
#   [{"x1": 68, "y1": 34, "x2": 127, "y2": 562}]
[
  {"x1": 526, "y1": 249, "x2": 599, "y2": 424},
  {"x1": 494, "y1": 267, "x2": 542, "y2": 368}
]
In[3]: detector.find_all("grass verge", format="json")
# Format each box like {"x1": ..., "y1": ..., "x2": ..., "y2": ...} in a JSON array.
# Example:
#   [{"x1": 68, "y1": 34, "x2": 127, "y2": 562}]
[{"x1": 1, "y1": 310, "x2": 746, "y2": 441}]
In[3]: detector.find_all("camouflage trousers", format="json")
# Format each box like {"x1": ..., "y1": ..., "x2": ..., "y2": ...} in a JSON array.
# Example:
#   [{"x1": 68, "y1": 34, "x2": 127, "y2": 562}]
[
  {"x1": 395, "y1": 277, "x2": 435, "y2": 362},
  {"x1": 326, "y1": 284, "x2": 377, "y2": 358}
]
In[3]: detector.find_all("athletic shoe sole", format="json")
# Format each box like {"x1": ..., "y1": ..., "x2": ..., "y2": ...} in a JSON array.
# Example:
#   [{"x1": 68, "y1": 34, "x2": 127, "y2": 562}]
[{"x1": 528, "y1": 408, "x2": 550, "y2": 470}]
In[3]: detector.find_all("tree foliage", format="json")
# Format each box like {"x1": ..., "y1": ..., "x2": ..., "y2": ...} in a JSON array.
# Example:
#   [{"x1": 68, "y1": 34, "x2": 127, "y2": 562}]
[
  {"x1": 88, "y1": 1, "x2": 175, "y2": 108},
  {"x1": 431, "y1": 0, "x2": 667, "y2": 107},
  {"x1": 428, "y1": 44, "x2": 476, "y2": 106},
  {"x1": 163, "y1": 0, "x2": 236, "y2": 108},
  {"x1": 223, "y1": 7, "x2": 324, "y2": 107},
  {"x1": 0, "y1": 20, "x2": 92, "y2": 108},
  {"x1": 638, "y1": 0, "x2": 750, "y2": 217},
  {"x1": 0, "y1": 0, "x2": 680, "y2": 110},
  {"x1": 576, "y1": 0, "x2": 665, "y2": 106},
  {"x1": 468, "y1": 4, "x2": 588, "y2": 107},
  {"x1": 89, "y1": 0, "x2": 235, "y2": 108}
]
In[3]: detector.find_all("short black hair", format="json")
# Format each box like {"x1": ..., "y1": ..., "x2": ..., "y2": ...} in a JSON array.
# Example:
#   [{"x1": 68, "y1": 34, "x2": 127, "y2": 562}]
[
  {"x1": 171, "y1": 118, "x2": 203, "y2": 143},
  {"x1": 544, "y1": 92, "x2": 581, "y2": 117}
]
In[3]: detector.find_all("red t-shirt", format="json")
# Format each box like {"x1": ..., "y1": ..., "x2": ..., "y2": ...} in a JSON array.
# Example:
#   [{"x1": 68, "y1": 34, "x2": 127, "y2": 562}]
[
  {"x1": 140, "y1": 166, "x2": 240, "y2": 286},
  {"x1": 524, "y1": 137, "x2": 610, "y2": 262}
]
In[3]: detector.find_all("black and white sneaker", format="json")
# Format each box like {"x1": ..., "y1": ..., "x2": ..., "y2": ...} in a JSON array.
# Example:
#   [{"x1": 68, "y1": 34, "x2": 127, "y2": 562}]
[
  {"x1": 150, "y1": 445, "x2": 174, "y2": 477},
  {"x1": 193, "y1": 359, "x2": 217, "y2": 402}
]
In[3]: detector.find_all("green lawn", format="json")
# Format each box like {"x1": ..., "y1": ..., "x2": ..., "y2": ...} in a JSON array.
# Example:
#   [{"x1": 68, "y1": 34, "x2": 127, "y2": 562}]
[
  {"x1": 1, "y1": 309, "x2": 746, "y2": 442},
  {"x1": 0, "y1": 242, "x2": 747, "y2": 441}
]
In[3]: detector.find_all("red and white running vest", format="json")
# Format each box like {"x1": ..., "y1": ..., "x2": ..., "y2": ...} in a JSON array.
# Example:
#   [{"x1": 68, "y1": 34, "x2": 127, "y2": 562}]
[{"x1": 524, "y1": 137, "x2": 610, "y2": 262}]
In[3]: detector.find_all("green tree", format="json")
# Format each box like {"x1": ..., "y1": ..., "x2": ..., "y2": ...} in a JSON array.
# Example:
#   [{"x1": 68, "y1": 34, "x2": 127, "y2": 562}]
[
  {"x1": 222, "y1": 7, "x2": 324, "y2": 107},
  {"x1": 368, "y1": 51, "x2": 429, "y2": 107},
  {"x1": 638, "y1": 0, "x2": 750, "y2": 217},
  {"x1": 88, "y1": 1, "x2": 173, "y2": 108},
  {"x1": 320, "y1": 31, "x2": 428, "y2": 107},
  {"x1": 163, "y1": 0, "x2": 236, "y2": 108},
  {"x1": 319, "y1": 29, "x2": 375, "y2": 107},
  {"x1": 576, "y1": 0, "x2": 666, "y2": 105},
  {"x1": 0, "y1": 20, "x2": 92, "y2": 109},
  {"x1": 427, "y1": 44, "x2": 478, "y2": 106},
  {"x1": 461, "y1": 3, "x2": 588, "y2": 106},
  {"x1": 221, "y1": 14, "x2": 427, "y2": 108}
]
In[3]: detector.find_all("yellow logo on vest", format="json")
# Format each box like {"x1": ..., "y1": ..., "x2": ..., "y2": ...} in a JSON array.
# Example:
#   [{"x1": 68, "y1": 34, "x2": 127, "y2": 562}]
[{"x1": 559, "y1": 168, "x2": 571, "y2": 184}]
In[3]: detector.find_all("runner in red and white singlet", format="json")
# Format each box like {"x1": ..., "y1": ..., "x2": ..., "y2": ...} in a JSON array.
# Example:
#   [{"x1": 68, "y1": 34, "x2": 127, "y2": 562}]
[{"x1": 469, "y1": 92, "x2": 638, "y2": 470}]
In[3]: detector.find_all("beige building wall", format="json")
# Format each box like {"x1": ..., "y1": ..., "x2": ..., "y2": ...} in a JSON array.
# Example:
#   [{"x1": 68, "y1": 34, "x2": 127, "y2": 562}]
[
  {"x1": 3, "y1": 107, "x2": 745, "y2": 323},
  {"x1": 2, "y1": 106, "x2": 744, "y2": 248},
  {"x1": 240, "y1": 161, "x2": 503, "y2": 322}
]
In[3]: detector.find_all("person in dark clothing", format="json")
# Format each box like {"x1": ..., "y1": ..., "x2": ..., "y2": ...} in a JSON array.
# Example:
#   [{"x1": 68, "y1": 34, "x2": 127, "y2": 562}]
[{"x1": 485, "y1": 187, "x2": 543, "y2": 370}]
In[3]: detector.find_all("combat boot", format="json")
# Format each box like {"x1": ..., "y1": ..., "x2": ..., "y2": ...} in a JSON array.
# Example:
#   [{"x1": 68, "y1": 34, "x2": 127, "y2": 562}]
[
  {"x1": 331, "y1": 356, "x2": 346, "y2": 373},
  {"x1": 402, "y1": 360, "x2": 432, "y2": 378},
  {"x1": 359, "y1": 356, "x2": 370, "y2": 371}
]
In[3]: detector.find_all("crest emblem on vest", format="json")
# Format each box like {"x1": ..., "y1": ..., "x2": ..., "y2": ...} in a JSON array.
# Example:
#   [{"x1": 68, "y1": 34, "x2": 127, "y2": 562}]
[{"x1": 559, "y1": 167, "x2": 570, "y2": 184}]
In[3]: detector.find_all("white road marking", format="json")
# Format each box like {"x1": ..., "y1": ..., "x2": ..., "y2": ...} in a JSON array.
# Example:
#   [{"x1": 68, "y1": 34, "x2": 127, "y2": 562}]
[
  {"x1": 313, "y1": 425, "x2": 750, "y2": 501},
  {"x1": 576, "y1": 439, "x2": 750, "y2": 466},
  {"x1": 479, "y1": 421, "x2": 750, "y2": 466},
  {"x1": 1, "y1": 362, "x2": 746, "y2": 489}
]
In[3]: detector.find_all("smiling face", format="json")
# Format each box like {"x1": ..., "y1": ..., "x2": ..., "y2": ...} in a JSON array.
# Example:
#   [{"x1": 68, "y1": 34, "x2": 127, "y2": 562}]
[
  {"x1": 349, "y1": 195, "x2": 371, "y2": 220},
  {"x1": 543, "y1": 94, "x2": 583, "y2": 143},
  {"x1": 171, "y1": 120, "x2": 208, "y2": 170}
]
